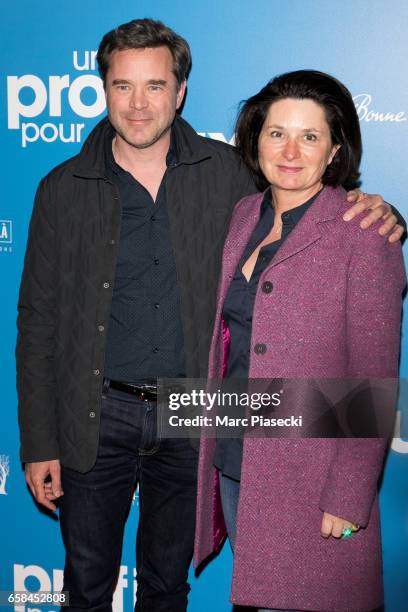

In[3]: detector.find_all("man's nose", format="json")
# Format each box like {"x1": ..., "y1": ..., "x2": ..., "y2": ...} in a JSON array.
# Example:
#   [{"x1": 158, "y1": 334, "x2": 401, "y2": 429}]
[{"x1": 130, "y1": 88, "x2": 148, "y2": 110}]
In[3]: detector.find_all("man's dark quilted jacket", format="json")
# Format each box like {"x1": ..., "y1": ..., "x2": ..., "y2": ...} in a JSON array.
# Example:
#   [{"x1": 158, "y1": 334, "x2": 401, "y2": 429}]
[{"x1": 16, "y1": 115, "x2": 256, "y2": 472}]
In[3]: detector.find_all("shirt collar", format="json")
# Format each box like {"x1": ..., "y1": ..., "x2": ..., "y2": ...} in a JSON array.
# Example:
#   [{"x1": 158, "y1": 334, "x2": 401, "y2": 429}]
[
  {"x1": 261, "y1": 186, "x2": 323, "y2": 226},
  {"x1": 105, "y1": 127, "x2": 178, "y2": 176}
]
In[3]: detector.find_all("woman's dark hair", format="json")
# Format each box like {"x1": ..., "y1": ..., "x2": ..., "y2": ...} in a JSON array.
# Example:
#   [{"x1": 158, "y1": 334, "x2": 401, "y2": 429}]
[
  {"x1": 235, "y1": 70, "x2": 362, "y2": 190},
  {"x1": 97, "y1": 18, "x2": 192, "y2": 87}
]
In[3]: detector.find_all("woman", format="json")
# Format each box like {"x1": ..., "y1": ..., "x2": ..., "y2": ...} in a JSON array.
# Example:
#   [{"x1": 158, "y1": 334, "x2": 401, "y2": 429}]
[{"x1": 194, "y1": 70, "x2": 405, "y2": 611}]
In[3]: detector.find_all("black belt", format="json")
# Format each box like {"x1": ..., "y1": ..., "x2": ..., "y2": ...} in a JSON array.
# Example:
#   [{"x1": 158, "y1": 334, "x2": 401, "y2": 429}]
[{"x1": 105, "y1": 378, "x2": 157, "y2": 401}]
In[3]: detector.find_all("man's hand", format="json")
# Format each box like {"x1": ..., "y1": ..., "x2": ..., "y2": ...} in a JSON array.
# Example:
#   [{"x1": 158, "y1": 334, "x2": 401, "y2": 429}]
[
  {"x1": 344, "y1": 189, "x2": 404, "y2": 243},
  {"x1": 320, "y1": 511, "x2": 359, "y2": 539},
  {"x1": 25, "y1": 459, "x2": 63, "y2": 511}
]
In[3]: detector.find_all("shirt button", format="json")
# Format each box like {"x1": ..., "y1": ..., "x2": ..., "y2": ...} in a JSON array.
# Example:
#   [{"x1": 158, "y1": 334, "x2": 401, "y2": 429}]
[
  {"x1": 153, "y1": 347, "x2": 159, "y2": 353},
  {"x1": 89, "y1": 411, "x2": 96, "y2": 419},
  {"x1": 154, "y1": 258, "x2": 159, "y2": 265},
  {"x1": 151, "y1": 215, "x2": 156, "y2": 221},
  {"x1": 262, "y1": 281, "x2": 273, "y2": 294},
  {"x1": 254, "y1": 343, "x2": 267, "y2": 355},
  {"x1": 93, "y1": 369, "x2": 100, "y2": 376},
  {"x1": 154, "y1": 303, "x2": 160, "y2": 309},
  {"x1": 98, "y1": 325, "x2": 105, "y2": 332},
  {"x1": 103, "y1": 282, "x2": 110, "y2": 289}
]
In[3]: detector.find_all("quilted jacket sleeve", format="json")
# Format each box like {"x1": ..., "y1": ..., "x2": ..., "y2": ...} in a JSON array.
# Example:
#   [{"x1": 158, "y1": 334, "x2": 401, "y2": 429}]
[
  {"x1": 16, "y1": 176, "x2": 60, "y2": 463},
  {"x1": 319, "y1": 224, "x2": 406, "y2": 527}
]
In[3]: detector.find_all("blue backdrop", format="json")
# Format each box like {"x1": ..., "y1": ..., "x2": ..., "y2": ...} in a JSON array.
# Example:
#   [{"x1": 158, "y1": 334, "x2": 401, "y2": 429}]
[{"x1": 1, "y1": 1, "x2": 407, "y2": 610}]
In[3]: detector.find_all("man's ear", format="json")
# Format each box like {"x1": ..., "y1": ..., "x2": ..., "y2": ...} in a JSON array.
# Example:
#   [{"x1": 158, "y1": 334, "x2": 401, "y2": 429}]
[{"x1": 176, "y1": 80, "x2": 187, "y2": 109}]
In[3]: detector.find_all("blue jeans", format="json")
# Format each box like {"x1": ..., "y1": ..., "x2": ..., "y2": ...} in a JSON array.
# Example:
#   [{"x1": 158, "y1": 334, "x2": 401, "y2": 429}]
[
  {"x1": 219, "y1": 471, "x2": 297, "y2": 612},
  {"x1": 59, "y1": 386, "x2": 198, "y2": 612}
]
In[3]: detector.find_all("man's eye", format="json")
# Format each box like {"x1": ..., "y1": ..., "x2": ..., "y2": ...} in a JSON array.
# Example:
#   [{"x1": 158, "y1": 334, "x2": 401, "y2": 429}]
[
  {"x1": 149, "y1": 85, "x2": 162, "y2": 91},
  {"x1": 116, "y1": 85, "x2": 129, "y2": 91}
]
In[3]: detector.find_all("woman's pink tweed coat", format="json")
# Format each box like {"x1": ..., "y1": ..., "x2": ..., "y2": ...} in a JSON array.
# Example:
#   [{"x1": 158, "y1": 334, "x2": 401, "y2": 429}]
[{"x1": 194, "y1": 186, "x2": 405, "y2": 611}]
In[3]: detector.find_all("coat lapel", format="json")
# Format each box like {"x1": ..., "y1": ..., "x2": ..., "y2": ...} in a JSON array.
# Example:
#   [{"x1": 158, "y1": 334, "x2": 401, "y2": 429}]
[
  {"x1": 220, "y1": 193, "x2": 264, "y2": 292},
  {"x1": 207, "y1": 193, "x2": 264, "y2": 378},
  {"x1": 268, "y1": 186, "x2": 346, "y2": 269}
]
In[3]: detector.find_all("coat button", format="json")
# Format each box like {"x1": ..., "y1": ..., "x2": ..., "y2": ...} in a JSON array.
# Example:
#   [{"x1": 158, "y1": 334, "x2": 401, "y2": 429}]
[
  {"x1": 89, "y1": 411, "x2": 96, "y2": 419},
  {"x1": 262, "y1": 281, "x2": 273, "y2": 294},
  {"x1": 103, "y1": 282, "x2": 110, "y2": 289},
  {"x1": 254, "y1": 343, "x2": 267, "y2": 355},
  {"x1": 98, "y1": 325, "x2": 105, "y2": 332},
  {"x1": 93, "y1": 369, "x2": 100, "y2": 376}
]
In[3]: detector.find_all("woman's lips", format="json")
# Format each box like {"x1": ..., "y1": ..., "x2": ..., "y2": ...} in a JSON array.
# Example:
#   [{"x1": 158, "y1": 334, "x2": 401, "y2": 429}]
[{"x1": 277, "y1": 165, "x2": 303, "y2": 173}]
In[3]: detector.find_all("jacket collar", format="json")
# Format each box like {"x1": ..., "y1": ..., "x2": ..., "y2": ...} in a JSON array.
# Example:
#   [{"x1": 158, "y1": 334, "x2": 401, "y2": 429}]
[
  {"x1": 72, "y1": 114, "x2": 212, "y2": 179},
  {"x1": 267, "y1": 185, "x2": 346, "y2": 269},
  {"x1": 223, "y1": 186, "x2": 347, "y2": 281}
]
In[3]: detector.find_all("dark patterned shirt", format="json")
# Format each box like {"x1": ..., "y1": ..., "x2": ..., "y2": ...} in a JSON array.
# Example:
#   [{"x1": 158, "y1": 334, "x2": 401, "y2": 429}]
[{"x1": 104, "y1": 130, "x2": 186, "y2": 383}]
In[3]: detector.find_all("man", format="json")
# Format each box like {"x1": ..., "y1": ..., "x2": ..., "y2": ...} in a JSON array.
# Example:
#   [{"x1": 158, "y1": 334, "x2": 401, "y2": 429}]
[{"x1": 16, "y1": 18, "x2": 404, "y2": 612}]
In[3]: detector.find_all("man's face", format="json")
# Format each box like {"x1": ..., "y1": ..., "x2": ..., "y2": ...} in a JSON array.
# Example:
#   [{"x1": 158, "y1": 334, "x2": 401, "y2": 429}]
[{"x1": 105, "y1": 46, "x2": 186, "y2": 149}]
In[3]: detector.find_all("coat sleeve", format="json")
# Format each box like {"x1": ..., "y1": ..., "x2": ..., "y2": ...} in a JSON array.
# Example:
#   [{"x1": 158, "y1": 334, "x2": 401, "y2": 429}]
[
  {"x1": 16, "y1": 176, "x2": 60, "y2": 463},
  {"x1": 319, "y1": 224, "x2": 406, "y2": 527}
]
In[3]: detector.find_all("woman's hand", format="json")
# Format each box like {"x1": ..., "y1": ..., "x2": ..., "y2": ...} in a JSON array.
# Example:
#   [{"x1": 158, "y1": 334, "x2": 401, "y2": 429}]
[{"x1": 320, "y1": 511, "x2": 360, "y2": 539}]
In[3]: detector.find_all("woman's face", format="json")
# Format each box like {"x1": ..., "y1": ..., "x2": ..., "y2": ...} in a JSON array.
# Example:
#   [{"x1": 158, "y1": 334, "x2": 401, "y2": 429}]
[{"x1": 258, "y1": 98, "x2": 340, "y2": 195}]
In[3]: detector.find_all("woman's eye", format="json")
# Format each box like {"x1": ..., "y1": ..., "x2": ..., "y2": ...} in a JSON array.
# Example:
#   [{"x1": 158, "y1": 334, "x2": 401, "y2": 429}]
[
  {"x1": 270, "y1": 131, "x2": 282, "y2": 138},
  {"x1": 304, "y1": 133, "x2": 317, "y2": 142}
]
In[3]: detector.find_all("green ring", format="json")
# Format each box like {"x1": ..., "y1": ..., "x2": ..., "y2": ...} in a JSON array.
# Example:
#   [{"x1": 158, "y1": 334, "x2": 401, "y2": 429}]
[{"x1": 341, "y1": 527, "x2": 353, "y2": 539}]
